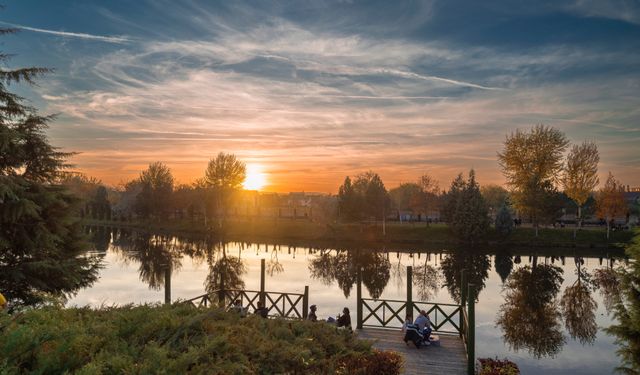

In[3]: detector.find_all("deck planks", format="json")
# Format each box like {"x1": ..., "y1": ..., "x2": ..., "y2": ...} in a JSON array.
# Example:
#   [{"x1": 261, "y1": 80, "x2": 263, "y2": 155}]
[{"x1": 357, "y1": 328, "x2": 467, "y2": 375}]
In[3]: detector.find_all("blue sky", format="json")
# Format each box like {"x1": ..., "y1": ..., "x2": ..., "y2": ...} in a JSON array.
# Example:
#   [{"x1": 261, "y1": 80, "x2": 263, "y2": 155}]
[{"x1": 2, "y1": 0, "x2": 639, "y2": 191}]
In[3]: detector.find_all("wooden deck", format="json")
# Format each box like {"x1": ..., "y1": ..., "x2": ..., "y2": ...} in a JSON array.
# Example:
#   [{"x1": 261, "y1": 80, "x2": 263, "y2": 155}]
[{"x1": 357, "y1": 328, "x2": 467, "y2": 375}]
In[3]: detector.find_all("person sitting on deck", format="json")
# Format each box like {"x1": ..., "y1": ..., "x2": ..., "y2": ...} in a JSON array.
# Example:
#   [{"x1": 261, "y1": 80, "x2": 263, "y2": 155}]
[
  {"x1": 414, "y1": 310, "x2": 432, "y2": 337},
  {"x1": 337, "y1": 307, "x2": 352, "y2": 330},
  {"x1": 254, "y1": 301, "x2": 269, "y2": 318},
  {"x1": 401, "y1": 313, "x2": 412, "y2": 333},
  {"x1": 308, "y1": 305, "x2": 318, "y2": 322}
]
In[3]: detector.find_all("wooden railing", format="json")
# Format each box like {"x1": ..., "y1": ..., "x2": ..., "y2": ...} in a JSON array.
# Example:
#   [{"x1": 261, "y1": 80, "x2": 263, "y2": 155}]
[
  {"x1": 183, "y1": 287, "x2": 309, "y2": 320},
  {"x1": 359, "y1": 298, "x2": 464, "y2": 335}
]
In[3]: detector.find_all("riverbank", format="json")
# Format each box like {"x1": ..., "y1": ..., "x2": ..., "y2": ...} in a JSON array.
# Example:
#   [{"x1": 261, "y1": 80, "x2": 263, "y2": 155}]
[{"x1": 82, "y1": 218, "x2": 634, "y2": 250}]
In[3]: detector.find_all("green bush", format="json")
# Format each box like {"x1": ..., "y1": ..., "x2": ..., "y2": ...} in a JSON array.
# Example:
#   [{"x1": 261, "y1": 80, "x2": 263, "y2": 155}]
[
  {"x1": 477, "y1": 357, "x2": 520, "y2": 375},
  {"x1": 0, "y1": 304, "x2": 400, "y2": 375}
]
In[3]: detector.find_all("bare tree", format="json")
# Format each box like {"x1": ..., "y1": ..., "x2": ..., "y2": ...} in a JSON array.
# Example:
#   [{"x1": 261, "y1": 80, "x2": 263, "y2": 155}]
[{"x1": 563, "y1": 141, "x2": 599, "y2": 238}]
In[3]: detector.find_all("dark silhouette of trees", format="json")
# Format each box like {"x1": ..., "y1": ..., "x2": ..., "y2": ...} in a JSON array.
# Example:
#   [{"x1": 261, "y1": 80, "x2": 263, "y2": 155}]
[
  {"x1": 203, "y1": 152, "x2": 246, "y2": 229},
  {"x1": 90, "y1": 186, "x2": 111, "y2": 220},
  {"x1": 136, "y1": 162, "x2": 174, "y2": 219},
  {"x1": 337, "y1": 171, "x2": 391, "y2": 223},
  {"x1": 0, "y1": 29, "x2": 100, "y2": 307}
]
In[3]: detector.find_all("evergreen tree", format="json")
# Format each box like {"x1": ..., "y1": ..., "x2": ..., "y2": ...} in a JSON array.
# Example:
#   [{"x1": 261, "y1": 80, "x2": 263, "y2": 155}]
[
  {"x1": 0, "y1": 29, "x2": 101, "y2": 307},
  {"x1": 606, "y1": 231, "x2": 640, "y2": 374},
  {"x1": 451, "y1": 170, "x2": 490, "y2": 243},
  {"x1": 441, "y1": 173, "x2": 465, "y2": 223},
  {"x1": 495, "y1": 202, "x2": 514, "y2": 237}
]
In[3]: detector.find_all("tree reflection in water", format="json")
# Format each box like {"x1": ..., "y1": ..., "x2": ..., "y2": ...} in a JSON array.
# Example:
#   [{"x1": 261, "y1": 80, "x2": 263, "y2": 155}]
[
  {"x1": 267, "y1": 246, "x2": 284, "y2": 277},
  {"x1": 308, "y1": 250, "x2": 390, "y2": 299},
  {"x1": 441, "y1": 249, "x2": 490, "y2": 303},
  {"x1": 560, "y1": 257, "x2": 598, "y2": 345},
  {"x1": 112, "y1": 230, "x2": 183, "y2": 291},
  {"x1": 413, "y1": 255, "x2": 442, "y2": 301},
  {"x1": 593, "y1": 265, "x2": 620, "y2": 314},
  {"x1": 202, "y1": 241, "x2": 246, "y2": 293},
  {"x1": 496, "y1": 260, "x2": 565, "y2": 358},
  {"x1": 494, "y1": 251, "x2": 513, "y2": 284}
]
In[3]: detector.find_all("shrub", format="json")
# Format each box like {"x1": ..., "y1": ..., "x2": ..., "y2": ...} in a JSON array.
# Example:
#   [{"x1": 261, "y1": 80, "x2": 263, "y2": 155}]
[
  {"x1": 0, "y1": 304, "x2": 396, "y2": 374},
  {"x1": 337, "y1": 349, "x2": 403, "y2": 375},
  {"x1": 477, "y1": 357, "x2": 520, "y2": 375}
]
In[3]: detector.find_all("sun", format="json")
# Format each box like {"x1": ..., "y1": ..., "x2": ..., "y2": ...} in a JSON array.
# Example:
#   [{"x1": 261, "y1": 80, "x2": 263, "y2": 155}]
[{"x1": 243, "y1": 164, "x2": 267, "y2": 191}]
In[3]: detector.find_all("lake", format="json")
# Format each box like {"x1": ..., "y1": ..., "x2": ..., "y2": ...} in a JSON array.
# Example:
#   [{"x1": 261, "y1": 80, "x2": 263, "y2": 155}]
[{"x1": 71, "y1": 226, "x2": 625, "y2": 375}]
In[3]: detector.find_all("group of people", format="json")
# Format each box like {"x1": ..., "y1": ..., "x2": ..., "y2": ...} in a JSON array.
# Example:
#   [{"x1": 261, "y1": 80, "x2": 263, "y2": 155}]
[
  {"x1": 402, "y1": 310, "x2": 433, "y2": 348},
  {"x1": 307, "y1": 305, "x2": 351, "y2": 330},
  {"x1": 228, "y1": 299, "x2": 351, "y2": 330}
]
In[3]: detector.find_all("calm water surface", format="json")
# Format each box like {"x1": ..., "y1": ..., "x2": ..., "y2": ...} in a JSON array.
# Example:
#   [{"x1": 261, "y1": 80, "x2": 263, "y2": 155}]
[{"x1": 70, "y1": 227, "x2": 624, "y2": 375}]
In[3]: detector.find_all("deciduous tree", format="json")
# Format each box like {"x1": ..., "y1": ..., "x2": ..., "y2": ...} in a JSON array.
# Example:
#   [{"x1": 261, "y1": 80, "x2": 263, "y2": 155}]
[
  {"x1": 136, "y1": 162, "x2": 174, "y2": 219},
  {"x1": 596, "y1": 172, "x2": 627, "y2": 239},
  {"x1": 203, "y1": 152, "x2": 246, "y2": 228},
  {"x1": 563, "y1": 141, "x2": 599, "y2": 238},
  {"x1": 498, "y1": 125, "x2": 569, "y2": 236}
]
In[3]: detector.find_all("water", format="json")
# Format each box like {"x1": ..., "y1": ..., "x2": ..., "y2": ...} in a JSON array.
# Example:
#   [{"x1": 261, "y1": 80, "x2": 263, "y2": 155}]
[{"x1": 71, "y1": 226, "x2": 625, "y2": 375}]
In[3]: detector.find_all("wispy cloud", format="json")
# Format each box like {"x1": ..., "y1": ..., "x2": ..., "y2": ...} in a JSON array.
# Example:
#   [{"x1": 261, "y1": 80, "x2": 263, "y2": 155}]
[{"x1": 0, "y1": 22, "x2": 132, "y2": 44}]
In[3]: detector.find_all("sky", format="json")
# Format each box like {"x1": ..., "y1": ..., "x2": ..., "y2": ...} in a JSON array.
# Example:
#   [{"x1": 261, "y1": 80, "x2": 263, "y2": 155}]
[{"x1": 2, "y1": 0, "x2": 639, "y2": 192}]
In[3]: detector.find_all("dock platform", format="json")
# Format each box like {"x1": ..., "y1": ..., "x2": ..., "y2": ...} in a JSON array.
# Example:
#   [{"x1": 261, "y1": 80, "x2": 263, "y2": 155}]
[{"x1": 358, "y1": 328, "x2": 467, "y2": 375}]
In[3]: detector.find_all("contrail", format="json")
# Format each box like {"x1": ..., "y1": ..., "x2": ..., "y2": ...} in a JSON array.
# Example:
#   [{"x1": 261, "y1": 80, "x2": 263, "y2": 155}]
[{"x1": 0, "y1": 21, "x2": 131, "y2": 44}]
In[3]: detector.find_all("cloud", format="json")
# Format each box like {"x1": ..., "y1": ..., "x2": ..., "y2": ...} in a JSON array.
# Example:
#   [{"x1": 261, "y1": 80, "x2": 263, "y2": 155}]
[
  {"x1": 30, "y1": 3, "x2": 640, "y2": 190},
  {"x1": 0, "y1": 22, "x2": 132, "y2": 44}
]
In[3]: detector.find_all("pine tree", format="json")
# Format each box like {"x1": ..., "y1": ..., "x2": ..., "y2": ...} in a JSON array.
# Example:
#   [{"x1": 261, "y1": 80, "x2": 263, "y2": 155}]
[
  {"x1": 606, "y1": 231, "x2": 640, "y2": 374},
  {"x1": 495, "y1": 202, "x2": 514, "y2": 237},
  {"x1": 0, "y1": 28, "x2": 100, "y2": 307},
  {"x1": 450, "y1": 170, "x2": 490, "y2": 243}
]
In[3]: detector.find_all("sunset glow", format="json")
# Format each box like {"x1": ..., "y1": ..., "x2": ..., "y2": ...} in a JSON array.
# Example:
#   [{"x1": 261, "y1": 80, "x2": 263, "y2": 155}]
[
  {"x1": 243, "y1": 164, "x2": 267, "y2": 191},
  {"x1": 2, "y1": 2, "x2": 638, "y2": 191}
]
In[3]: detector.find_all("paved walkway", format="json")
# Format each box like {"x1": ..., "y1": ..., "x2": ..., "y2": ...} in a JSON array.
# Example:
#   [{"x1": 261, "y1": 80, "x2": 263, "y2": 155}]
[{"x1": 358, "y1": 328, "x2": 467, "y2": 375}]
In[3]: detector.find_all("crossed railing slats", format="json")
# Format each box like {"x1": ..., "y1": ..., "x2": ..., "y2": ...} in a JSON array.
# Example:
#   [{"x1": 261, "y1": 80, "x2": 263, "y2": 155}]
[
  {"x1": 183, "y1": 289, "x2": 306, "y2": 319},
  {"x1": 360, "y1": 298, "x2": 464, "y2": 335}
]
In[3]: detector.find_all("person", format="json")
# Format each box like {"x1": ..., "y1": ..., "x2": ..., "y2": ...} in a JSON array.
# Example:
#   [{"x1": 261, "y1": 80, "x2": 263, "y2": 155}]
[
  {"x1": 308, "y1": 304, "x2": 318, "y2": 322},
  {"x1": 401, "y1": 313, "x2": 412, "y2": 333},
  {"x1": 230, "y1": 299, "x2": 247, "y2": 317},
  {"x1": 414, "y1": 310, "x2": 432, "y2": 337},
  {"x1": 254, "y1": 301, "x2": 269, "y2": 318},
  {"x1": 337, "y1": 307, "x2": 351, "y2": 330}
]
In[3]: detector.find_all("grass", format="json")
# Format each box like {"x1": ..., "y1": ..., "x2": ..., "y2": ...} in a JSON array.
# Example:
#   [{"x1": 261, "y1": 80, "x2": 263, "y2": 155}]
[
  {"x1": 0, "y1": 304, "x2": 402, "y2": 375},
  {"x1": 82, "y1": 217, "x2": 634, "y2": 249}
]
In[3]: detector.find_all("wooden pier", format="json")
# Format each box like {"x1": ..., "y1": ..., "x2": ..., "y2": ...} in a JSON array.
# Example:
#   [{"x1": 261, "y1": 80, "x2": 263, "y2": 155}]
[
  {"x1": 184, "y1": 260, "x2": 475, "y2": 375},
  {"x1": 359, "y1": 328, "x2": 467, "y2": 375}
]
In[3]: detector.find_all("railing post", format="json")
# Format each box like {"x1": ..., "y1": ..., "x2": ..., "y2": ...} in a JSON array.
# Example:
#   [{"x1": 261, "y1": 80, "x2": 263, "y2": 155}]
[
  {"x1": 460, "y1": 269, "x2": 467, "y2": 337},
  {"x1": 406, "y1": 265, "x2": 413, "y2": 322},
  {"x1": 467, "y1": 284, "x2": 476, "y2": 375},
  {"x1": 164, "y1": 266, "x2": 172, "y2": 305},
  {"x1": 303, "y1": 286, "x2": 309, "y2": 319},
  {"x1": 357, "y1": 266, "x2": 363, "y2": 329},
  {"x1": 260, "y1": 258, "x2": 266, "y2": 307}
]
